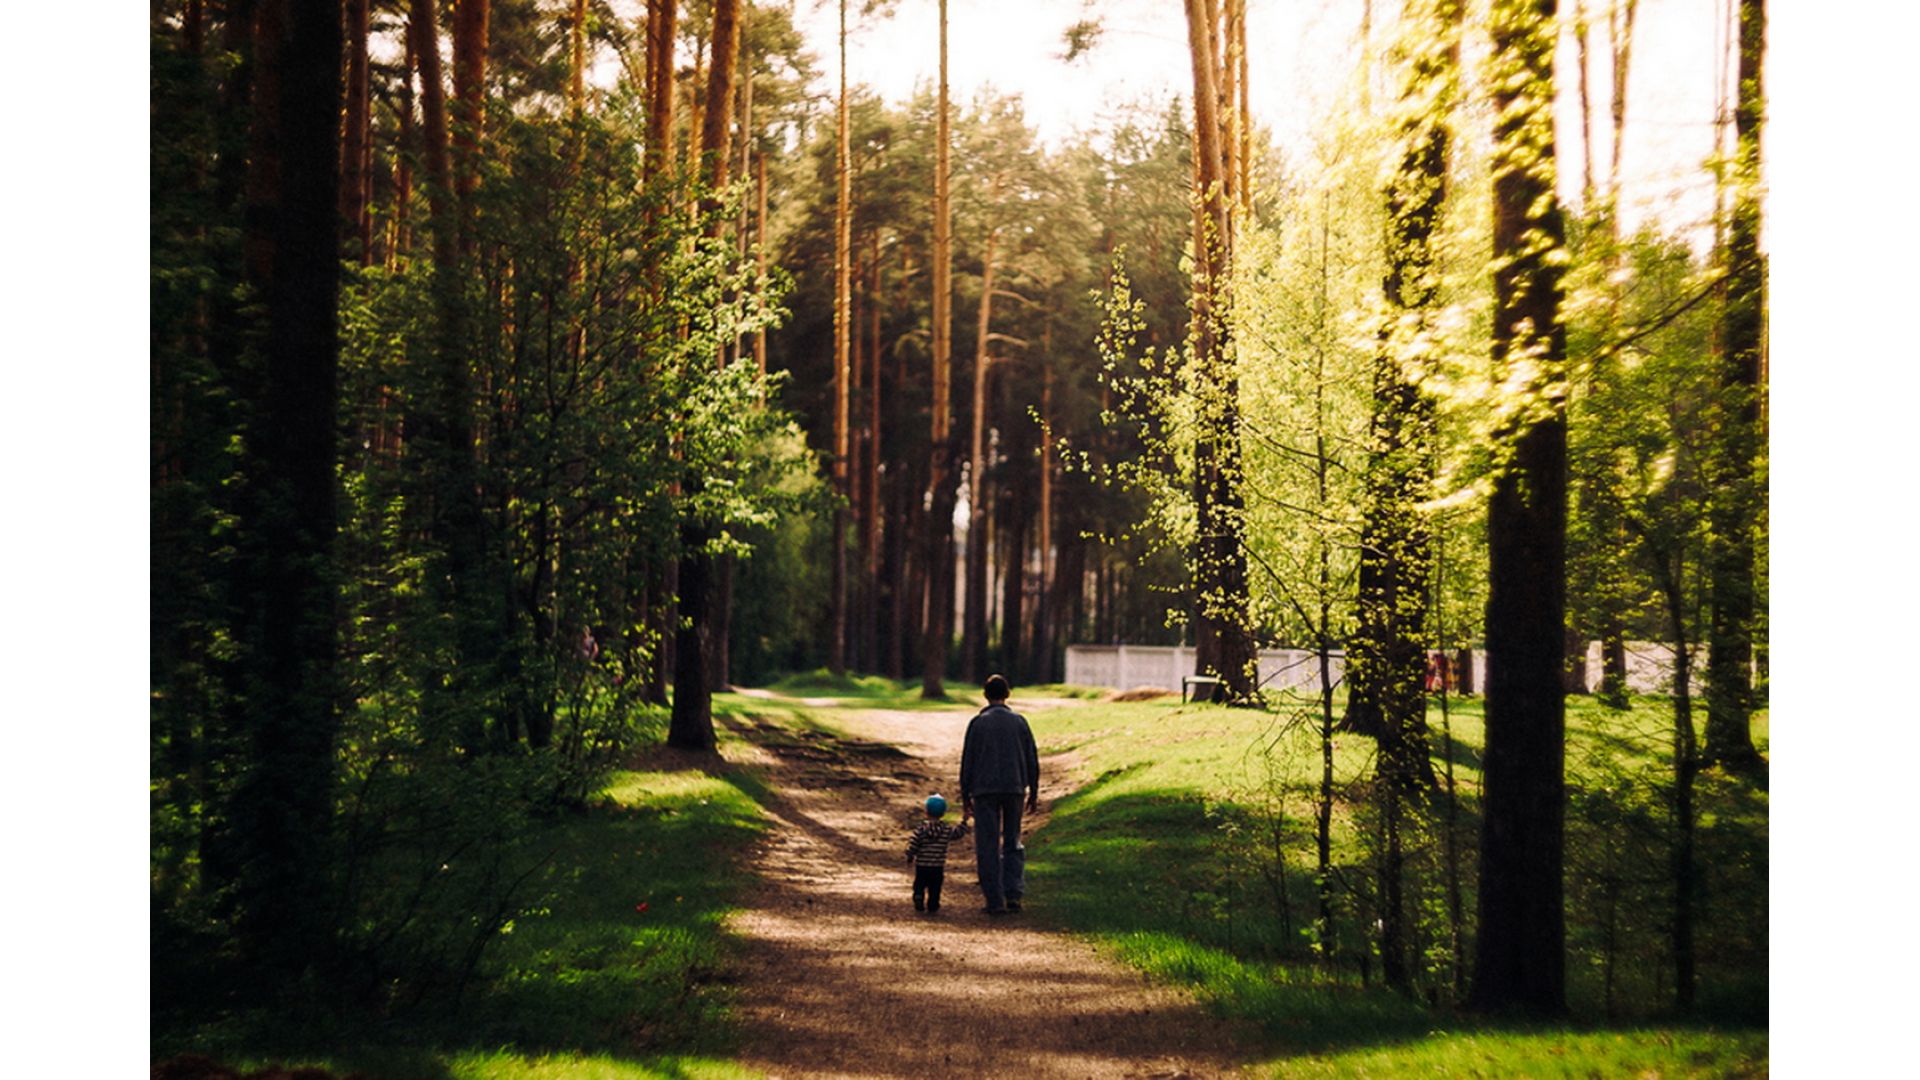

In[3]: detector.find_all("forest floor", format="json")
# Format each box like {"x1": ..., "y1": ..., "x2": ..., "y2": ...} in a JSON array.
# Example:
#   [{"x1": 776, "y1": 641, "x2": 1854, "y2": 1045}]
[{"x1": 719, "y1": 688, "x2": 1259, "y2": 1079}]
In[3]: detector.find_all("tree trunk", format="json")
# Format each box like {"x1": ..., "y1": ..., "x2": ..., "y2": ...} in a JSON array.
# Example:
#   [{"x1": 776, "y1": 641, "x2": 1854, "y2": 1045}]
[
  {"x1": 410, "y1": 0, "x2": 497, "y2": 753},
  {"x1": 829, "y1": 0, "x2": 852, "y2": 677},
  {"x1": 220, "y1": 0, "x2": 343, "y2": 981},
  {"x1": 1589, "y1": 0, "x2": 1639, "y2": 711},
  {"x1": 390, "y1": 22, "x2": 417, "y2": 266},
  {"x1": 921, "y1": 0, "x2": 954, "y2": 698},
  {"x1": 676, "y1": 0, "x2": 742, "y2": 719},
  {"x1": 1000, "y1": 495, "x2": 1026, "y2": 682},
  {"x1": 1469, "y1": 0, "x2": 1569, "y2": 1018},
  {"x1": 668, "y1": 527, "x2": 717, "y2": 749},
  {"x1": 644, "y1": 0, "x2": 677, "y2": 184},
  {"x1": 867, "y1": 255, "x2": 886, "y2": 673},
  {"x1": 1347, "y1": 0, "x2": 1457, "y2": 776},
  {"x1": 1653, "y1": 545, "x2": 1698, "y2": 1012},
  {"x1": 569, "y1": 0, "x2": 587, "y2": 114},
  {"x1": 341, "y1": 0, "x2": 372, "y2": 263},
  {"x1": 700, "y1": 0, "x2": 740, "y2": 190},
  {"x1": 450, "y1": 0, "x2": 489, "y2": 256},
  {"x1": 1032, "y1": 352, "x2": 1054, "y2": 682},
  {"x1": 755, "y1": 151, "x2": 769, "y2": 380},
  {"x1": 1183, "y1": 0, "x2": 1258, "y2": 700},
  {"x1": 1364, "y1": 0, "x2": 1459, "y2": 993},
  {"x1": 962, "y1": 229, "x2": 997, "y2": 683},
  {"x1": 1703, "y1": 0, "x2": 1765, "y2": 770}
]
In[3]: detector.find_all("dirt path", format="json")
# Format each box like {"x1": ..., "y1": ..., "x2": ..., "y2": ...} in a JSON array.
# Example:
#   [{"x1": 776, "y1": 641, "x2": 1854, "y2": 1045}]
[{"x1": 721, "y1": 691, "x2": 1253, "y2": 1079}]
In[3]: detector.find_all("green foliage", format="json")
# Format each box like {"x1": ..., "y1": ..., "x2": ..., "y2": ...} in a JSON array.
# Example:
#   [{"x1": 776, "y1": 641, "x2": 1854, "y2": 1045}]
[
  {"x1": 155, "y1": 756, "x2": 769, "y2": 1076},
  {"x1": 1022, "y1": 694, "x2": 1768, "y2": 1038},
  {"x1": 151, "y1": 7, "x2": 810, "y2": 1035}
]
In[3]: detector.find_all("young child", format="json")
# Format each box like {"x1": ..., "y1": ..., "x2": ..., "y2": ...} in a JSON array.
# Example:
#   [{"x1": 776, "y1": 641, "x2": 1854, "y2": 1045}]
[{"x1": 906, "y1": 793, "x2": 970, "y2": 914}]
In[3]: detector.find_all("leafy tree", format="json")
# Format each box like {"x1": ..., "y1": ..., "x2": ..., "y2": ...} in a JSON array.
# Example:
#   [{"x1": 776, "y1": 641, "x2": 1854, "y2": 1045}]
[{"x1": 1702, "y1": 0, "x2": 1766, "y2": 770}]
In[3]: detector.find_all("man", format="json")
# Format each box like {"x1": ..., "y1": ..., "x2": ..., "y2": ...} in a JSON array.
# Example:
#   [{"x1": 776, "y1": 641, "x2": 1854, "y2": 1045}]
[{"x1": 959, "y1": 673, "x2": 1040, "y2": 915}]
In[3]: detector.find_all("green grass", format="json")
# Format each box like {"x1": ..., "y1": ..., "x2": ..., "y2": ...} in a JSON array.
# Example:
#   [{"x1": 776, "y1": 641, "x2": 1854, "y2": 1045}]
[
  {"x1": 156, "y1": 743, "x2": 776, "y2": 1079},
  {"x1": 1020, "y1": 688, "x2": 1769, "y2": 1076},
  {"x1": 1265, "y1": 1027, "x2": 1769, "y2": 1078}
]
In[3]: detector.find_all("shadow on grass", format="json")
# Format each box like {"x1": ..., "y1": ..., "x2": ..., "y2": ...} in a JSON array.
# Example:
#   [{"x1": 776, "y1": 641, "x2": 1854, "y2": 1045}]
[
  {"x1": 154, "y1": 731, "x2": 790, "y2": 1078},
  {"x1": 1026, "y1": 762, "x2": 1766, "y2": 1066}
]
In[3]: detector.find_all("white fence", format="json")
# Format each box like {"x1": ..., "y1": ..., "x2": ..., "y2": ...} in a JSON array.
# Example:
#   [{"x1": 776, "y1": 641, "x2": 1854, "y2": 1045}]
[
  {"x1": 1063, "y1": 644, "x2": 1349, "y2": 695},
  {"x1": 1062, "y1": 641, "x2": 1707, "y2": 696}
]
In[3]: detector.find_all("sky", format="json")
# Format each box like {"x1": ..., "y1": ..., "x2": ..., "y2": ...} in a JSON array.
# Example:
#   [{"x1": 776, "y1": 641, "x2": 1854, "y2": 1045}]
[{"x1": 789, "y1": 0, "x2": 1737, "y2": 245}]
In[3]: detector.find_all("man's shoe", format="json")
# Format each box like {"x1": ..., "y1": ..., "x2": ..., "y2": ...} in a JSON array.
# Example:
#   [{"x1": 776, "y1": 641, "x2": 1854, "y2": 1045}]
[
  {"x1": 1005, "y1": 900, "x2": 1022, "y2": 913},
  {"x1": 984, "y1": 906, "x2": 1010, "y2": 916}
]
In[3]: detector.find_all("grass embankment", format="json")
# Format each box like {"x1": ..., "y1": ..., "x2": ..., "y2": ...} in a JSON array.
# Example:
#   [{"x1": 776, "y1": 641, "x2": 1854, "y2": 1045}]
[
  {"x1": 1022, "y1": 687, "x2": 1769, "y2": 1077},
  {"x1": 156, "y1": 709, "x2": 795, "y2": 1080}
]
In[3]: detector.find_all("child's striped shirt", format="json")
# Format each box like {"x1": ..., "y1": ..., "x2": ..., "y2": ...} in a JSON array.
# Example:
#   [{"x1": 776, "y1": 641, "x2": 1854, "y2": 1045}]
[{"x1": 907, "y1": 819, "x2": 969, "y2": 867}]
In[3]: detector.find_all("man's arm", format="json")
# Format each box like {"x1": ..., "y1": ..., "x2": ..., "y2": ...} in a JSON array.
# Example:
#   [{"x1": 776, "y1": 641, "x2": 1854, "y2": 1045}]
[
  {"x1": 1022, "y1": 718, "x2": 1040, "y2": 811},
  {"x1": 958, "y1": 716, "x2": 979, "y2": 801}
]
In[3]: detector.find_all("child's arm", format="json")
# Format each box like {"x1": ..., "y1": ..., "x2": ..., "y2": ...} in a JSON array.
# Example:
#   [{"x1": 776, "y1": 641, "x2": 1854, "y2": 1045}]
[{"x1": 906, "y1": 824, "x2": 923, "y2": 862}]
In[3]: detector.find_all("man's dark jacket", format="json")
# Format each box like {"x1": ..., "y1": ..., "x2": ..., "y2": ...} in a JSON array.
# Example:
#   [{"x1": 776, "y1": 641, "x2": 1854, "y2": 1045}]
[{"x1": 959, "y1": 702, "x2": 1039, "y2": 798}]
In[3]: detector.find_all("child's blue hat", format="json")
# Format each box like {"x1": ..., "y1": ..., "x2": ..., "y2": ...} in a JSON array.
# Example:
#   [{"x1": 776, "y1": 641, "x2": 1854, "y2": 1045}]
[{"x1": 925, "y1": 793, "x2": 948, "y2": 816}]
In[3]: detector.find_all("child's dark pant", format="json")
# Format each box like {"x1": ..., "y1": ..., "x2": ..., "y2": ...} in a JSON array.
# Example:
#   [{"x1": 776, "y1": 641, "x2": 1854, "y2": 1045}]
[{"x1": 913, "y1": 865, "x2": 946, "y2": 912}]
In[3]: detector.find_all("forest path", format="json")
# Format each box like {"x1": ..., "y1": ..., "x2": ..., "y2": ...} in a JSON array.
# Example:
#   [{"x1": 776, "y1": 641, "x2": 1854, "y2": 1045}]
[{"x1": 720, "y1": 689, "x2": 1253, "y2": 1079}]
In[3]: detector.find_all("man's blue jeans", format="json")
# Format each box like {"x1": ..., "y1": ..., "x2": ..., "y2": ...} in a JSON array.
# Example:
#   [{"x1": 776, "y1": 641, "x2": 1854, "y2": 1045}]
[{"x1": 972, "y1": 793, "x2": 1027, "y2": 911}]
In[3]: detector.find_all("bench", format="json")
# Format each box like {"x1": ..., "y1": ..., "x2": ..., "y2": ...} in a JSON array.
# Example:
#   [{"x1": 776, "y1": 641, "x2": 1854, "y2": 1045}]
[{"x1": 1181, "y1": 675, "x2": 1223, "y2": 704}]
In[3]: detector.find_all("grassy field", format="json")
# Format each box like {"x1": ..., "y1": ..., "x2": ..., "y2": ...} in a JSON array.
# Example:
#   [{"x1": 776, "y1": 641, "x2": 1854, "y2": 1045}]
[
  {"x1": 1018, "y1": 683, "x2": 1769, "y2": 1076},
  {"x1": 154, "y1": 705, "x2": 785, "y2": 1080},
  {"x1": 154, "y1": 676, "x2": 1766, "y2": 1077}
]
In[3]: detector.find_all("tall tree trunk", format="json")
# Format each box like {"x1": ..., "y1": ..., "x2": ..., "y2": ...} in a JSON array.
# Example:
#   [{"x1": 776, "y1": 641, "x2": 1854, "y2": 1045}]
[
  {"x1": 1470, "y1": 0, "x2": 1569, "y2": 1017},
  {"x1": 709, "y1": 0, "x2": 744, "y2": 692},
  {"x1": 961, "y1": 229, "x2": 998, "y2": 683},
  {"x1": 644, "y1": 0, "x2": 677, "y2": 185},
  {"x1": 1703, "y1": 0, "x2": 1765, "y2": 770},
  {"x1": 888, "y1": 432, "x2": 915, "y2": 681},
  {"x1": 1183, "y1": 0, "x2": 1258, "y2": 700},
  {"x1": 1363, "y1": 0, "x2": 1459, "y2": 993},
  {"x1": 410, "y1": 0, "x2": 496, "y2": 752},
  {"x1": 569, "y1": 0, "x2": 587, "y2": 114},
  {"x1": 1347, "y1": 0, "x2": 1456, "y2": 763},
  {"x1": 1649, "y1": 543, "x2": 1698, "y2": 1012},
  {"x1": 220, "y1": 0, "x2": 343, "y2": 982},
  {"x1": 1000, "y1": 495, "x2": 1026, "y2": 681},
  {"x1": 668, "y1": 539, "x2": 716, "y2": 749},
  {"x1": 1032, "y1": 347, "x2": 1054, "y2": 682},
  {"x1": 341, "y1": 0, "x2": 372, "y2": 264},
  {"x1": 390, "y1": 22, "x2": 417, "y2": 266},
  {"x1": 450, "y1": 0, "x2": 490, "y2": 256},
  {"x1": 755, "y1": 151, "x2": 769, "y2": 380},
  {"x1": 829, "y1": 0, "x2": 852, "y2": 676},
  {"x1": 699, "y1": 0, "x2": 740, "y2": 191},
  {"x1": 1608, "y1": 0, "x2": 1639, "y2": 201},
  {"x1": 867, "y1": 255, "x2": 886, "y2": 673},
  {"x1": 1590, "y1": 0, "x2": 1639, "y2": 709},
  {"x1": 673, "y1": 0, "x2": 743, "y2": 732},
  {"x1": 921, "y1": 0, "x2": 955, "y2": 698}
]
